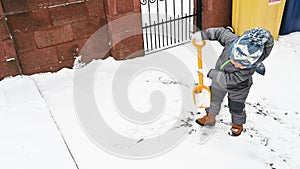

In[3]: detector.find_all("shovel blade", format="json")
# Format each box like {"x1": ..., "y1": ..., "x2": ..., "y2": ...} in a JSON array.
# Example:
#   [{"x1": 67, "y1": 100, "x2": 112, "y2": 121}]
[{"x1": 192, "y1": 86, "x2": 211, "y2": 108}]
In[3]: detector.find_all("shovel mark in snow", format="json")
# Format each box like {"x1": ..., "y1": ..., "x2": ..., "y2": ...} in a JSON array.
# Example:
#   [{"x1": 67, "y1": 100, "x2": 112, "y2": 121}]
[
  {"x1": 137, "y1": 139, "x2": 144, "y2": 144},
  {"x1": 158, "y1": 76, "x2": 192, "y2": 89}
]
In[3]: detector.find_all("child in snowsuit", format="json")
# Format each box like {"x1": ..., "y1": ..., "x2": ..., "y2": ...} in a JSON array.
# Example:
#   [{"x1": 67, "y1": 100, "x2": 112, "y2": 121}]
[{"x1": 194, "y1": 27, "x2": 274, "y2": 136}]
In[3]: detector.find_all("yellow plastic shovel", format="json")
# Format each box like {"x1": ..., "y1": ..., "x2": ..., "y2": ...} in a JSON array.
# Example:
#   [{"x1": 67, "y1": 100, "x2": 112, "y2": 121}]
[{"x1": 192, "y1": 39, "x2": 211, "y2": 108}]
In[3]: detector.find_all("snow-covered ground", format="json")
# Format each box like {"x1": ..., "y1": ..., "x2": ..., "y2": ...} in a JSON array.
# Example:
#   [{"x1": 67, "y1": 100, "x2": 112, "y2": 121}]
[{"x1": 1, "y1": 32, "x2": 300, "y2": 169}]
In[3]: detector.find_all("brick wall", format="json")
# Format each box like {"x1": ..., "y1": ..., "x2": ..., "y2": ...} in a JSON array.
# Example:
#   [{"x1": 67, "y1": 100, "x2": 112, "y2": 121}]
[
  {"x1": 0, "y1": 0, "x2": 232, "y2": 80},
  {"x1": 0, "y1": 1, "x2": 21, "y2": 79},
  {"x1": 201, "y1": 0, "x2": 232, "y2": 30},
  {"x1": 2, "y1": 0, "x2": 108, "y2": 75},
  {"x1": 0, "y1": 0, "x2": 144, "y2": 80}
]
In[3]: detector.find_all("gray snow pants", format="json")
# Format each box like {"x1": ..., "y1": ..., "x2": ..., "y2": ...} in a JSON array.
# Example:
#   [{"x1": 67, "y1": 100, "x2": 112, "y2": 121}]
[{"x1": 205, "y1": 85, "x2": 251, "y2": 125}]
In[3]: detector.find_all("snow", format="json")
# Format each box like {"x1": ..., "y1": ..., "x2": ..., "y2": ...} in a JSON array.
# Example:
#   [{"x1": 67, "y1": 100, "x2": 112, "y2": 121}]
[
  {"x1": 0, "y1": 77, "x2": 77, "y2": 169},
  {"x1": 1, "y1": 32, "x2": 300, "y2": 169}
]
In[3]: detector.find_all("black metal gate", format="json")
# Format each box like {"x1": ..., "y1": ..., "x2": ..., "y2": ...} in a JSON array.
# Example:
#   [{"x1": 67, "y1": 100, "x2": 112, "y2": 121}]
[{"x1": 140, "y1": 0, "x2": 201, "y2": 54}]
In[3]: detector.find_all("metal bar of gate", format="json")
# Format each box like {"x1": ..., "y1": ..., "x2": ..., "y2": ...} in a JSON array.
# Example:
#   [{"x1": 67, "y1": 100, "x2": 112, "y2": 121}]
[{"x1": 141, "y1": 0, "x2": 201, "y2": 54}]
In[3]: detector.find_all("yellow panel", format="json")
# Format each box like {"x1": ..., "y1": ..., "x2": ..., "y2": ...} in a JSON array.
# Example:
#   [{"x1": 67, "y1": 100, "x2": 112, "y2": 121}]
[{"x1": 232, "y1": 0, "x2": 286, "y2": 40}]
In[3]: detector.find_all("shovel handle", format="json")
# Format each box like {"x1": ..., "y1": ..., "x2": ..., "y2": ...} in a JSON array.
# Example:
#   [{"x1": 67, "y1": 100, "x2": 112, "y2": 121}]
[
  {"x1": 192, "y1": 38, "x2": 206, "y2": 87},
  {"x1": 191, "y1": 38, "x2": 211, "y2": 108}
]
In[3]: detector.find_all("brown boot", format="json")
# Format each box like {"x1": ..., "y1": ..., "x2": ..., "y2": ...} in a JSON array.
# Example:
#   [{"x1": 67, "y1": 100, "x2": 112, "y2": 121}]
[
  {"x1": 195, "y1": 112, "x2": 216, "y2": 126},
  {"x1": 230, "y1": 124, "x2": 243, "y2": 136}
]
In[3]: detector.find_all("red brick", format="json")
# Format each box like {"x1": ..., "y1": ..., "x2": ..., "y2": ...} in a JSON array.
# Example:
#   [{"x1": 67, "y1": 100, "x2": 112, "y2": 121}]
[
  {"x1": 110, "y1": 29, "x2": 141, "y2": 46},
  {"x1": 201, "y1": 0, "x2": 231, "y2": 29},
  {"x1": 202, "y1": 0, "x2": 213, "y2": 11},
  {"x1": 107, "y1": 13, "x2": 142, "y2": 34},
  {"x1": 3, "y1": 40, "x2": 17, "y2": 58},
  {"x1": 0, "y1": 18, "x2": 10, "y2": 40},
  {"x1": 23, "y1": 62, "x2": 63, "y2": 75},
  {"x1": 201, "y1": 0, "x2": 207, "y2": 10},
  {"x1": 90, "y1": 32, "x2": 110, "y2": 53},
  {"x1": 85, "y1": 0, "x2": 106, "y2": 17},
  {"x1": 100, "y1": 16, "x2": 108, "y2": 28},
  {"x1": 22, "y1": 64, "x2": 57, "y2": 75},
  {"x1": 27, "y1": 0, "x2": 67, "y2": 8},
  {"x1": 0, "y1": 62, "x2": 21, "y2": 80},
  {"x1": 216, "y1": 8, "x2": 231, "y2": 26},
  {"x1": 0, "y1": 40, "x2": 20, "y2": 78},
  {"x1": 13, "y1": 32, "x2": 36, "y2": 53},
  {"x1": 80, "y1": 51, "x2": 110, "y2": 64},
  {"x1": 0, "y1": 3, "x2": 4, "y2": 17},
  {"x1": 71, "y1": 17, "x2": 104, "y2": 39},
  {"x1": 117, "y1": 0, "x2": 134, "y2": 14},
  {"x1": 59, "y1": 58, "x2": 75, "y2": 68},
  {"x1": 1, "y1": 0, "x2": 29, "y2": 14},
  {"x1": 79, "y1": 35, "x2": 110, "y2": 63},
  {"x1": 19, "y1": 46, "x2": 59, "y2": 73},
  {"x1": 104, "y1": 0, "x2": 117, "y2": 15},
  {"x1": 56, "y1": 39, "x2": 87, "y2": 61},
  {"x1": 208, "y1": 11, "x2": 218, "y2": 27},
  {"x1": 213, "y1": 0, "x2": 231, "y2": 10},
  {"x1": 111, "y1": 33, "x2": 144, "y2": 60},
  {"x1": 80, "y1": 22, "x2": 109, "y2": 53},
  {"x1": 7, "y1": 9, "x2": 51, "y2": 33},
  {"x1": 204, "y1": 9, "x2": 230, "y2": 28},
  {"x1": 133, "y1": 0, "x2": 141, "y2": 13},
  {"x1": 0, "y1": 40, "x2": 17, "y2": 62},
  {"x1": 202, "y1": 13, "x2": 210, "y2": 30},
  {"x1": 34, "y1": 24, "x2": 74, "y2": 48},
  {"x1": 49, "y1": 3, "x2": 89, "y2": 26},
  {"x1": 0, "y1": 44, "x2": 5, "y2": 61}
]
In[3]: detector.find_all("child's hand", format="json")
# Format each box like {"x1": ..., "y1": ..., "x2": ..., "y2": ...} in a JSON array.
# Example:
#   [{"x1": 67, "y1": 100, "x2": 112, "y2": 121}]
[
  {"x1": 192, "y1": 32, "x2": 203, "y2": 44},
  {"x1": 255, "y1": 62, "x2": 265, "y2": 75}
]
